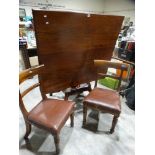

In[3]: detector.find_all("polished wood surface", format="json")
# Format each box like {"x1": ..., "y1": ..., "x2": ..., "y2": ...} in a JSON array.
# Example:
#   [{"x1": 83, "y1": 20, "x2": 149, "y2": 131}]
[
  {"x1": 33, "y1": 10, "x2": 124, "y2": 94},
  {"x1": 112, "y1": 56, "x2": 135, "y2": 66},
  {"x1": 19, "y1": 64, "x2": 44, "y2": 84}
]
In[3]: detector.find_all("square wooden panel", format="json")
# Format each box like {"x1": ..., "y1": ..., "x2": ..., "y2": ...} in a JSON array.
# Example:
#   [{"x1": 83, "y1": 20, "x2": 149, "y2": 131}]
[{"x1": 33, "y1": 10, "x2": 124, "y2": 94}]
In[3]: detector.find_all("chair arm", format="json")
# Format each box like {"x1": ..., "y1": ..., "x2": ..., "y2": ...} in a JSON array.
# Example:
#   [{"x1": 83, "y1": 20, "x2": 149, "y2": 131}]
[{"x1": 94, "y1": 60, "x2": 128, "y2": 71}]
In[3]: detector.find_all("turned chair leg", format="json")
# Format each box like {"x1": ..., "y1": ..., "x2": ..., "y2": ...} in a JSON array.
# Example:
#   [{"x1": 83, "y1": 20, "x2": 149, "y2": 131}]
[
  {"x1": 96, "y1": 111, "x2": 100, "y2": 128},
  {"x1": 64, "y1": 93, "x2": 69, "y2": 101},
  {"x1": 87, "y1": 83, "x2": 92, "y2": 92},
  {"x1": 54, "y1": 134, "x2": 60, "y2": 154},
  {"x1": 82, "y1": 104, "x2": 87, "y2": 127},
  {"x1": 110, "y1": 115, "x2": 119, "y2": 134},
  {"x1": 24, "y1": 121, "x2": 31, "y2": 139},
  {"x1": 70, "y1": 112, "x2": 74, "y2": 127}
]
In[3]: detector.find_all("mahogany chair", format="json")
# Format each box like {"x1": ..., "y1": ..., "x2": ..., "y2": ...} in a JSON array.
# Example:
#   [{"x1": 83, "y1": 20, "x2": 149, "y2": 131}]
[
  {"x1": 82, "y1": 60, "x2": 128, "y2": 134},
  {"x1": 19, "y1": 65, "x2": 75, "y2": 154}
]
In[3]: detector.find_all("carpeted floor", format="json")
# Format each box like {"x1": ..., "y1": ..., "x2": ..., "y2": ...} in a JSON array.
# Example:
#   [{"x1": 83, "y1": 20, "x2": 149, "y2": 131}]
[{"x1": 19, "y1": 77, "x2": 135, "y2": 155}]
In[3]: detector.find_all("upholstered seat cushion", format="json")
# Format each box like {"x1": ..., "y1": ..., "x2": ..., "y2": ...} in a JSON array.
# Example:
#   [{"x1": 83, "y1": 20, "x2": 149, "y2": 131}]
[
  {"x1": 28, "y1": 99, "x2": 75, "y2": 133},
  {"x1": 84, "y1": 88, "x2": 121, "y2": 114}
]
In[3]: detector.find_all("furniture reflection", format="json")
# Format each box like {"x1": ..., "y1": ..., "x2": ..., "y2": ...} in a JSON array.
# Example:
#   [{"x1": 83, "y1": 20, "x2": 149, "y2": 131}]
[
  {"x1": 83, "y1": 60, "x2": 128, "y2": 133},
  {"x1": 19, "y1": 65, "x2": 75, "y2": 154}
]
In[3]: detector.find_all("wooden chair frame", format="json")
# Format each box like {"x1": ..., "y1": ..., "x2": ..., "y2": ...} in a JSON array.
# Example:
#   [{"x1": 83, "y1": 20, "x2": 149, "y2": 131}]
[
  {"x1": 83, "y1": 60, "x2": 128, "y2": 133},
  {"x1": 19, "y1": 65, "x2": 74, "y2": 154}
]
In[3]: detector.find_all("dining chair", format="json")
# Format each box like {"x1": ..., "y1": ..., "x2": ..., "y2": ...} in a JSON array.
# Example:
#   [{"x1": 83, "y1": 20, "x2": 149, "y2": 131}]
[
  {"x1": 19, "y1": 65, "x2": 75, "y2": 154},
  {"x1": 82, "y1": 60, "x2": 128, "y2": 133}
]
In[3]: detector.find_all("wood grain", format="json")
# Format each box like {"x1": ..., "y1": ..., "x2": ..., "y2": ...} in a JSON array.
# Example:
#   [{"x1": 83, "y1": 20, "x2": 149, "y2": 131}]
[{"x1": 33, "y1": 10, "x2": 124, "y2": 94}]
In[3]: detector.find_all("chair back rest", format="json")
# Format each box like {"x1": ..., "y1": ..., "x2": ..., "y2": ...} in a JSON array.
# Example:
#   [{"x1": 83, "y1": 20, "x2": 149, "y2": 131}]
[
  {"x1": 94, "y1": 60, "x2": 128, "y2": 91},
  {"x1": 19, "y1": 65, "x2": 44, "y2": 120}
]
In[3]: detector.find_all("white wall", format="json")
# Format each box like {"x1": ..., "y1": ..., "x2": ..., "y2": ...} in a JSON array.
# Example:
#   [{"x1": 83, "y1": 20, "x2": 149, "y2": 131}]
[
  {"x1": 19, "y1": 0, "x2": 135, "y2": 23},
  {"x1": 103, "y1": 0, "x2": 135, "y2": 23}
]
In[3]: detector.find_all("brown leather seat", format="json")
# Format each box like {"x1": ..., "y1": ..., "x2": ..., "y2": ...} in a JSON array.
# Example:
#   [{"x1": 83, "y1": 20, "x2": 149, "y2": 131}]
[
  {"x1": 84, "y1": 88, "x2": 121, "y2": 114},
  {"x1": 82, "y1": 60, "x2": 128, "y2": 134},
  {"x1": 19, "y1": 65, "x2": 75, "y2": 154},
  {"x1": 28, "y1": 99, "x2": 74, "y2": 134}
]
